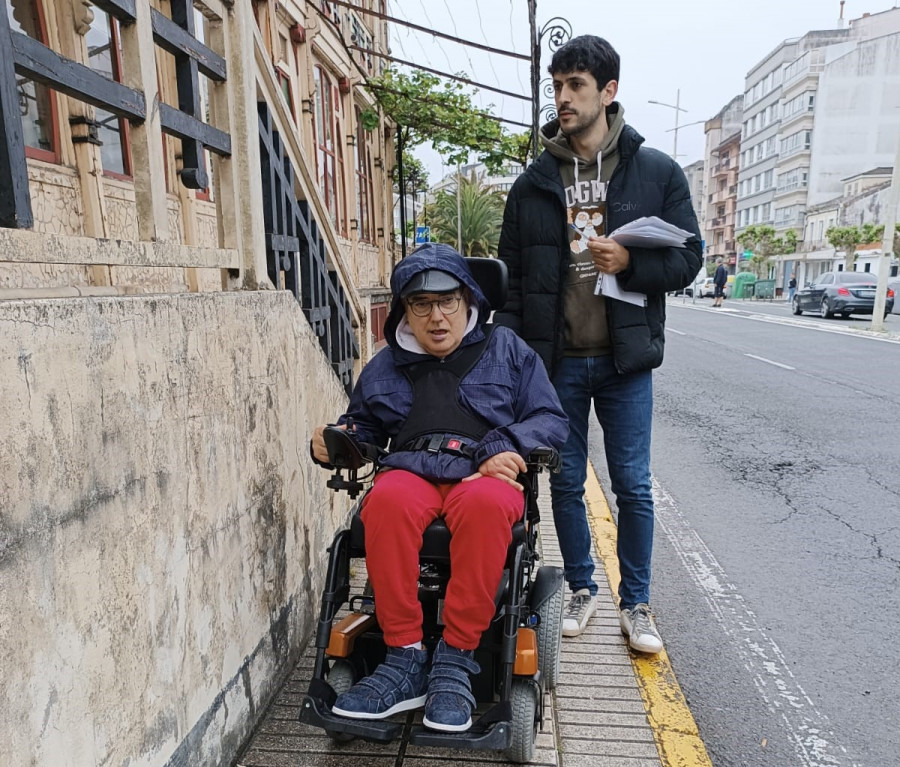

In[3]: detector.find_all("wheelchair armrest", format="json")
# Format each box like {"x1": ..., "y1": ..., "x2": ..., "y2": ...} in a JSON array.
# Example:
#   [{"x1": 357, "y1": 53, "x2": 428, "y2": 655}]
[
  {"x1": 323, "y1": 426, "x2": 382, "y2": 470},
  {"x1": 525, "y1": 446, "x2": 561, "y2": 473}
]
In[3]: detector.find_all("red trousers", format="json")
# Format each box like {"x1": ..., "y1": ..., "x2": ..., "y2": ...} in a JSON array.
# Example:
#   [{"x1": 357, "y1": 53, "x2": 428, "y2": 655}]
[{"x1": 360, "y1": 469, "x2": 523, "y2": 650}]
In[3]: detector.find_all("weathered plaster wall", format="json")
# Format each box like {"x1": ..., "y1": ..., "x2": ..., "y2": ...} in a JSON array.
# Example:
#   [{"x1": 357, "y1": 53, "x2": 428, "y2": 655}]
[{"x1": 0, "y1": 291, "x2": 350, "y2": 766}]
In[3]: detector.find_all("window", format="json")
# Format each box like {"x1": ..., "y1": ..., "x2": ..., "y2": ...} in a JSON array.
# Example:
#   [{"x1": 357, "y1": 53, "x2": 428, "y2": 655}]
[
  {"x1": 6, "y1": 0, "x2": 58, "y2": 161},
  {"x1": 764, "y1": 170, "x2": 773, "y2": 189},
  {"x1": 355, "y1": 106, "x2": 375, "y2": 243},
  {"x1": 277, "y1": 68, "x2": 294, "y2": 118},
  {"x1": 313, "y1": 65, "x2": 345, "y2": 230},
  {"x1": 85, "y1": 7, "x2": 131, "y2": 176}
]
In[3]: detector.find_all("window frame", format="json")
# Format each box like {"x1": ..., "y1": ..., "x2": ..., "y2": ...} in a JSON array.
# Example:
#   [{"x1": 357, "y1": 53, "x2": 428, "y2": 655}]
[{"x1": 9, "y1": 0, "x2": 60, "y2": 163}]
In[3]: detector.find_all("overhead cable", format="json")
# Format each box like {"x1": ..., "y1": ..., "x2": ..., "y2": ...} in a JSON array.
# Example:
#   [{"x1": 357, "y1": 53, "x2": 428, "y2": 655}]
[
  {"x1": 348, "y1": 45, "x2": 530, "y2": 101},
  {"x1": 325, "y1": 0, "x2": 529, "y2": 61}
]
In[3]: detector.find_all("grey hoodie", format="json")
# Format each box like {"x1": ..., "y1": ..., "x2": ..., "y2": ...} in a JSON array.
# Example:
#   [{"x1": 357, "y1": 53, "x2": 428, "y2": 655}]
[{"x1": 540, "y1": 103, "x2": 627, "y2": 356}]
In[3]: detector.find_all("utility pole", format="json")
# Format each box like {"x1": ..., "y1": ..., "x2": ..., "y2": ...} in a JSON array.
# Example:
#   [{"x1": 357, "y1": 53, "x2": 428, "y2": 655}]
[
  {"x1": 649, "y1": 90, "x2": 688, "y2": 161},
  {"x1": 871, "y1": 130, "x2": 900, "y2": 330}
]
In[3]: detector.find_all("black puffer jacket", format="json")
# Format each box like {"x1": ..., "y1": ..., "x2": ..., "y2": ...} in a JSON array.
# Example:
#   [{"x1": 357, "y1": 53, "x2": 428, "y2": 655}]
[{"x1": 496, "y1": 122, "x2": 702, "y2": 376}]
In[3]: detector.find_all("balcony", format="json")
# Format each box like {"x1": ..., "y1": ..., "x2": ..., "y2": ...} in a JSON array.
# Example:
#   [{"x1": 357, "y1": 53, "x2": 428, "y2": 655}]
[
  {"x1": 775, "y1": 179, "x2": 808, "y2": 196},
  {"x1": 713, "y1": 158, "x2": 732, "y2": 175}
]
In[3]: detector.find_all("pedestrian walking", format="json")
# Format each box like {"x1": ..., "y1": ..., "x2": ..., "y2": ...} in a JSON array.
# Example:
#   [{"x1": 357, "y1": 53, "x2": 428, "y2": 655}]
[
  {"x1": 495, "y1": 35, "x2": 701, "y2": 653},
  {"x1": 788, "y1": 273, "x2": 797, "y2": 303},
  {"x1": 713, "y1": 258, "x2": 728, "y2": 307}
]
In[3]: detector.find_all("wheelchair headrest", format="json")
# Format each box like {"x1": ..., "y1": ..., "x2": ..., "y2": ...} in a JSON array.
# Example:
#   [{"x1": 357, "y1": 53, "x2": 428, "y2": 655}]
[{"x1": 464, "y1": 257, "x2": 508, "y2": 312}]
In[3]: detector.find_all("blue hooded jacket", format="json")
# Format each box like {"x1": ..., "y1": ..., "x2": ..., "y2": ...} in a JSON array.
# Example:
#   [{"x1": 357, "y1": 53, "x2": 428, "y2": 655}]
[{"x1": 337, "y1": 244, "x2": 568, "y2": 482}]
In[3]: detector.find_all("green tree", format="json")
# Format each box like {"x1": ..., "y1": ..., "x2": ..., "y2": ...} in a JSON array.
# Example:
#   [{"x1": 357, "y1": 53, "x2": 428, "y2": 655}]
[
  {"x1": 365, "y1": 69, "x2": 525, "y2": 173},
  {"x1": 736, "y1": 225, "x2": 797, "y2": 278},
  {"x1": 825, "y1": 223, "x2": 884, "y2": 271},
  {"x1": 425, "y1": 171, "x2": 506, "y2": 256},
  {"x1": 392, "y1": 151, "x2": 429, "y2": 192}
]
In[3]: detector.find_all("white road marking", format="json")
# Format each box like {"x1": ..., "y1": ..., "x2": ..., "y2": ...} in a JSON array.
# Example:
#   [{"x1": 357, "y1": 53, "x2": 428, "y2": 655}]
[
  {"x1": 667, "y1": 301, "x2": 900, "y2": 344},
  {"x1": 668, "y1": 328, "x2": 686, "y2": 336},
  {"x1": 652, "y1": 477, "x2": 856, "y2": 767},
  {"x1": 744, "y1": 353, "x2": 795, "y2": 370}
]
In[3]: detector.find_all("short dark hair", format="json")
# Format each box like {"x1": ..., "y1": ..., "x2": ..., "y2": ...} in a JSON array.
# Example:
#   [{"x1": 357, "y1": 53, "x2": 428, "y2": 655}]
[{"x1": 548, "y1": 35, "x2": 620, "y2": 90}]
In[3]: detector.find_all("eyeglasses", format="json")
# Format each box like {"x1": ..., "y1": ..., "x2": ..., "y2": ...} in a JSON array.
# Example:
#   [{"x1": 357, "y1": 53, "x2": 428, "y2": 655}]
[{"x1": 406, "y1": 294, "x2": 463, "y2": 317}]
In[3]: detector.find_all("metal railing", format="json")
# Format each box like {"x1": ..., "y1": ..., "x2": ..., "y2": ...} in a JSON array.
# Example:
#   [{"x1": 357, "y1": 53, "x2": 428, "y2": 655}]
[{"x1": 258, "y1": 103, "x2": 358, "y2": 395}]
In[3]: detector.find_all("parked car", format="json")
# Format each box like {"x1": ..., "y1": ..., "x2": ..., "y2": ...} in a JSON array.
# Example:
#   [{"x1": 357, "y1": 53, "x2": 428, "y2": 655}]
[
  {"x1": 792, "y1": 271, "x2": 895, "y2": 318},
  {"x1": 697, "y1": 276, "x2": 732, "y2": 298},
  {"x1": 697, "y1": 277, "x2": 715, "y2": 298}
]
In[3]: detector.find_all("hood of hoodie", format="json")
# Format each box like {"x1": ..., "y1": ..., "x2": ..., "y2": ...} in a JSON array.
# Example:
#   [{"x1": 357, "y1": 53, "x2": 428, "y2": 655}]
[
  {"x1": 384, "y1": 244, "x2": 492, "y2": 355},
  {"x1": 540, "y1": 102, "x2": 626, "y2": 176}
]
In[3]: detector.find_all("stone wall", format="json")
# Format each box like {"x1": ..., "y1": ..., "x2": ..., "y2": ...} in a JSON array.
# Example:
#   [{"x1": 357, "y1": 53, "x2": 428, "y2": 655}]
[{"x1": 0, "y1": 290, "x2": 350, "y2": 766}]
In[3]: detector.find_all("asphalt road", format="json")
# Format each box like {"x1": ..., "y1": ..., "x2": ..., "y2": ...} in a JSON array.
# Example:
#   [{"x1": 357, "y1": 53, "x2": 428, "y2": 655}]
[{"x1": 588, "y1": 298, "x2": 900, "y2": 767}]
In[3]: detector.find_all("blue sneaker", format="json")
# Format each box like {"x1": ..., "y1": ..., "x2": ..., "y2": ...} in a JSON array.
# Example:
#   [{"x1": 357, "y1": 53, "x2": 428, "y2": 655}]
[
  {"x1": 422, "y1": 639, "x2": 479, "y2": 732},
  {"x1": 332, "y1": 646, "x2": 428, "y2": 719}
]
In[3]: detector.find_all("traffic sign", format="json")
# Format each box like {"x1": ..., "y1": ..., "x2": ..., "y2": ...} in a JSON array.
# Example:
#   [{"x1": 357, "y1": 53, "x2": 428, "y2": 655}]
[{"x1": 415, "y1": 226, "x2": 430, "y2": 244}]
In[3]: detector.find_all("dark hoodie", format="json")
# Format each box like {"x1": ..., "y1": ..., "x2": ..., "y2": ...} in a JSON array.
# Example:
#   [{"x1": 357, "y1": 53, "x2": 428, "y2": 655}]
[
  {"x1": 540, "y1": 103, "x2": 627, "y2": 357},
  {"x1": 337, "y1": 244, "x2": 568, "y2": 482}
]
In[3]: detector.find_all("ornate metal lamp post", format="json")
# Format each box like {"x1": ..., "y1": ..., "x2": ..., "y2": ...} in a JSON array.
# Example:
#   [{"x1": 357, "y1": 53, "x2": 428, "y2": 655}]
[{"x1": 528, "y1": 7, "x2": 571, "y2": 160}]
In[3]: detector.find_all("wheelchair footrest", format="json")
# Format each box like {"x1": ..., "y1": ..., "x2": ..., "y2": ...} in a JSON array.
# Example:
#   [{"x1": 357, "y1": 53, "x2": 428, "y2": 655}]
[
  {"x1": 299, "y1": 694, "x2": 403, "y2": 742},
  {"x1": 408, "y1": 718, "x2": 512, "y2": 750}
]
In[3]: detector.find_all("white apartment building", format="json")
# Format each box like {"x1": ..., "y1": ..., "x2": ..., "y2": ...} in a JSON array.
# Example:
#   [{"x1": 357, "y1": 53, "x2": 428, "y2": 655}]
[
  {"x1": 737, "y1": 7, "x2": 900, "y2": 240},
  {"x1": 806, "y1": 11, "x2": 900, "y2": 207},
  {"x1": 736, "y1": 28, "x2": 849, "y2": 237}
]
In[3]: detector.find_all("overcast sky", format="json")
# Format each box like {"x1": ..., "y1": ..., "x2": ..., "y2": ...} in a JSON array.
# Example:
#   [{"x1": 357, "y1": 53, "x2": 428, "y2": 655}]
[{"x1": 389, "y1": 0, "x2": 897, "y2": 183}]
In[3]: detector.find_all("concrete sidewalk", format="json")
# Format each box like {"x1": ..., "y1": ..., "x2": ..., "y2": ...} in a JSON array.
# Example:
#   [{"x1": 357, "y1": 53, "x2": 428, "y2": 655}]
[{"x1": 237, "y1": 482, "x2": 665, "y2": 767}]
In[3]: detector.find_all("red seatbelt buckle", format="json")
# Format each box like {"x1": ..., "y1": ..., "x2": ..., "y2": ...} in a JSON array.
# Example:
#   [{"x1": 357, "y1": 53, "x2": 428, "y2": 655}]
[{"x1": 447, "y1": 439, "x2": 461, "y2": 450}]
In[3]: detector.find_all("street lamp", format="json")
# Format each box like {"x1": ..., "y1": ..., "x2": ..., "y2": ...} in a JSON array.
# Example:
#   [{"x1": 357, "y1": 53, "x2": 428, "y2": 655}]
[{"x1": 648, "y1": 89, "x2": 688, "y2": 160}]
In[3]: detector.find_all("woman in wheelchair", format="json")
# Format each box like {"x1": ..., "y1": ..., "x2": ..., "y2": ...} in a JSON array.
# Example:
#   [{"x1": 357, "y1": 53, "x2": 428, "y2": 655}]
[{"x1": 311, "y1": 244, "x2": 567, "y2": 733}]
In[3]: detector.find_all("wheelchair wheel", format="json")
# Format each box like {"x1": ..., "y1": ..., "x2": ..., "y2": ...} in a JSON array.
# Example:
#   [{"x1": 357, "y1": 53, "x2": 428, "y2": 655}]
[
  {"x1": 535, "y1": 574, "x2": 565, "y2": 690},
  {"x1": 505, "y1": 679, "x2": 538, "y2": 763},
  {"x1": 326, "y1": 660, "x2": 356, "y2": 742}
]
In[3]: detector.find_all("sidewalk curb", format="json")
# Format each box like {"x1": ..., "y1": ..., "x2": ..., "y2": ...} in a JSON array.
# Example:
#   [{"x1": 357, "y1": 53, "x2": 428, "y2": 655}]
[{"x1": 584, "y1": 461, "x2": 714, "y2": 767}]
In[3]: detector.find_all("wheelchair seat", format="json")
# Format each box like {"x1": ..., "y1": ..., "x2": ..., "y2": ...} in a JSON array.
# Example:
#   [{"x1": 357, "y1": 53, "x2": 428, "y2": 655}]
[{"x1": 350, "y1": 512, "x2": 527, "y2": 563}]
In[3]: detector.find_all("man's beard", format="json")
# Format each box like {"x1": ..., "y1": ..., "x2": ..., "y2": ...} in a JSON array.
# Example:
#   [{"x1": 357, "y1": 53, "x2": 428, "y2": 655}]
[{"x1": 559, "y1": 102, "x2": 605, "y2": 138}]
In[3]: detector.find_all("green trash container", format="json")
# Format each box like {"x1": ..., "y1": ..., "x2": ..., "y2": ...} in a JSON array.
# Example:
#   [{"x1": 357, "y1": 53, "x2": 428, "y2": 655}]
[
  {"x1": 754, "y1": 279, "x2": 775, "y2": 300},
  {"x1": 733, "y1": 272, "x2": 756, "y2": 299}
]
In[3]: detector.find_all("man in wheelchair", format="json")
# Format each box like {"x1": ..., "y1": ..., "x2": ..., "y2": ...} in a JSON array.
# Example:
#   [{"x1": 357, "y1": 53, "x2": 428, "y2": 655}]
[{"x1": 311, "y1": 243, "x2": 567, "y2": 734}]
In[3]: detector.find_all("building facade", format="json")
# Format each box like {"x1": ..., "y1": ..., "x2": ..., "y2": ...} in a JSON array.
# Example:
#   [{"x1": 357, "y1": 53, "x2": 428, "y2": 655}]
[
  {"x1": 735, "y1": 28, "x2": 849, "y2": 239},
  {"x1": 703, "y1": 95, "x2": 743, "y2": 272},
  {"x1": 1, "y1": 1, "x2": 395, "y2": 765},
  {"x1": 681, "y1": 159, "x2": 705, "y2": 237}
]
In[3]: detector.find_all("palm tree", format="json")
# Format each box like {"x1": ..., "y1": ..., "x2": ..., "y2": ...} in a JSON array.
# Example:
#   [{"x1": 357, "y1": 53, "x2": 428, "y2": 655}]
[{"x1": 425, "y1": 171, "x2": 507, "y2": 256}]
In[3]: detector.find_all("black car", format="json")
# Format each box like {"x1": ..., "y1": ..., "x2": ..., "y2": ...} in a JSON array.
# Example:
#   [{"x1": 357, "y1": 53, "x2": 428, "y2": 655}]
[{"x1": 792, "y1": 271, "x2": 895, "y2": 319}]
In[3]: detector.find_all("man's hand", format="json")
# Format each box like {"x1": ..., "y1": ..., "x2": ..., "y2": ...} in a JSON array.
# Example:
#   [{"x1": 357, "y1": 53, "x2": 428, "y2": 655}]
[
  {"x1": 311, "y1": 423, "x2": 349, "y2": 463},
  {"x1": 463, "y1": 451, "x2": 527, "y2": 491},
  {"x1": 587, "y1": 236, "x2": 630, "y2": 274}
]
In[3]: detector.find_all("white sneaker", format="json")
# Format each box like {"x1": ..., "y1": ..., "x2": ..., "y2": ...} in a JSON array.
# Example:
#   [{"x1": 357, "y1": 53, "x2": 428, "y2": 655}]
[
  {"x1": 619, "y1": 603, "x2": 663, "y2": 654},
  {"x1": 562, "y1": 588, "x2": 597, "y2": 637}
]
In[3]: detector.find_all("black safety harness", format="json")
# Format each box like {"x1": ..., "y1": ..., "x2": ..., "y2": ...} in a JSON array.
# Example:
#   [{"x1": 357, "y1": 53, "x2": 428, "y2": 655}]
[{"x1": 391, "y1": 326, "x2": 494, "y2": 460}]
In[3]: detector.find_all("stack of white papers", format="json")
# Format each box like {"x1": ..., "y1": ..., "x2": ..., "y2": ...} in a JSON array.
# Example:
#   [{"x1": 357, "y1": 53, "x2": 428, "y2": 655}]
[
  {"x1": 594, "y1": 216, "x2": 695, "y2": 306},
  {"x1": 607, "y1": 216, "x2": 695, "y2": 248}
]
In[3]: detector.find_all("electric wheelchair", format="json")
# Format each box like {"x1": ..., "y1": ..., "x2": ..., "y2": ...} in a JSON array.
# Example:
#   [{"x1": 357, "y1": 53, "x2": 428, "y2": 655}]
[{"x1": 299, "y1": 258, "x2": 566, "y2": 763}]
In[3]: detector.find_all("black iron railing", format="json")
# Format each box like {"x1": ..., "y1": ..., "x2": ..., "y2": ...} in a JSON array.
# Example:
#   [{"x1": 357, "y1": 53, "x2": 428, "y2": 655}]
[{"x1": 258, "y1": 102, "x2": 358, "y2": 395}]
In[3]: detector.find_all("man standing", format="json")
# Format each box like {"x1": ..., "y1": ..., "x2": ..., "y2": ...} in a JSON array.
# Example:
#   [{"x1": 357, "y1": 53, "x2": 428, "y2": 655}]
[
  {"x1": 713, "y1": 257, "x2": 728, "y2": 307},
  {"x1": 496, "y1": 35, "x2": 701, "y2": 653},
  {"x1": 788, "y1": 273, "x2": 797, "y2": 303}
]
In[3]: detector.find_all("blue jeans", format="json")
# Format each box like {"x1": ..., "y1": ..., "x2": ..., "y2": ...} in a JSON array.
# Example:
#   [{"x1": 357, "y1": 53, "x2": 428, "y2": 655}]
[{"x1": 549, "y1": 356, "x2": 654, "y2": 608}]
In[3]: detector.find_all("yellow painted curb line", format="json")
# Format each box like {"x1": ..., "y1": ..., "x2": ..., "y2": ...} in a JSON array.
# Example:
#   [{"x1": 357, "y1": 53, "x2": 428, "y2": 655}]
[{"x1": 584, "y1": 462, "x2": 714, "y2": 767}]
